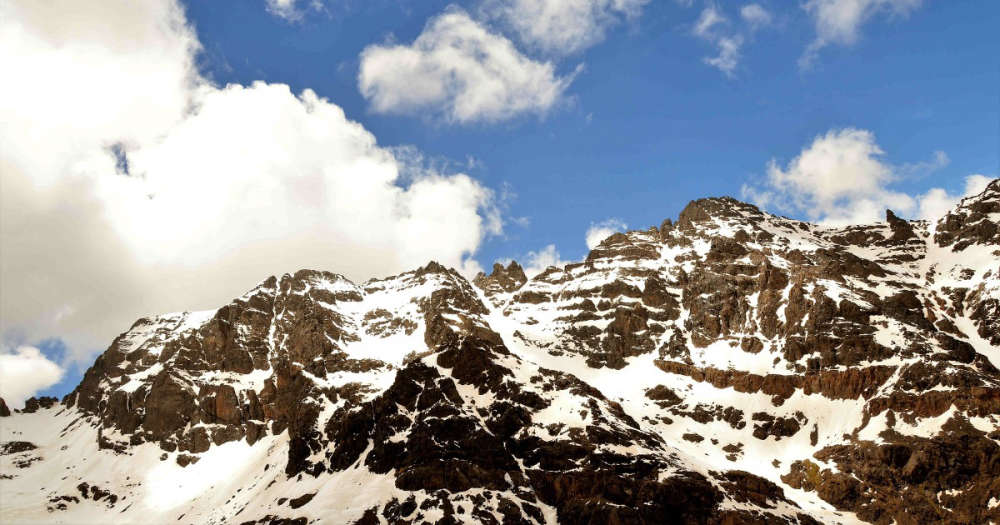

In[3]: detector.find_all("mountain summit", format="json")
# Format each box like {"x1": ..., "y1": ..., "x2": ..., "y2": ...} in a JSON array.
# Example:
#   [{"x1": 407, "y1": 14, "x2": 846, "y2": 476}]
[{"x1": 2, "y1": 180, "x2": 999, "y2": 524}]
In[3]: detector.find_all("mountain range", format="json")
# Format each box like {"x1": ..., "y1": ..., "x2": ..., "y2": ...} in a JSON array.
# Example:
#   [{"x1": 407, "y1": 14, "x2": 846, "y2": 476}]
[{"x1": 2, "y1": 179, "x2": 999, "y2": 524}]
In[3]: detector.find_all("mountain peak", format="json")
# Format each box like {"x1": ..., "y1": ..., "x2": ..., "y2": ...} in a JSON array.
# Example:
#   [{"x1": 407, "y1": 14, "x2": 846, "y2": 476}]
[{"x1": 676, "y1": 196, "x2": 765, "y2": 228}]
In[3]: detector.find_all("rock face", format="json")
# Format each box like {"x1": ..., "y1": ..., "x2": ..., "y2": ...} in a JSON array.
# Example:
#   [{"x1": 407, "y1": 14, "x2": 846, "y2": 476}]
[
  {"x1": 1, "y1": 179, "x2": 999, "y2": 524},
  {"x1": 474, "y1": 261, "x2": 528, "y2": 308}
]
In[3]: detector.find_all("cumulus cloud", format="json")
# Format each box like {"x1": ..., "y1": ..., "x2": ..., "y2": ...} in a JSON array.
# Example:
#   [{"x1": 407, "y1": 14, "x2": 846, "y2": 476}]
[
  {"x1": 741, "y1": 127, "x2": 990, "y2": 225},
  {"x1": 522, "y1": 245, "x2": 569, "y2": 278},
  {"x1": 800, "y1": 0, "x2": 923, "y2": 68},
  {"x1": 482, "y1": 0, "x2": 648, "y2": 56},
  {"x1": 358, "y1": 8, "x2": 576, "y2": 124},
  {"x1": 1, "y1": 0, "x2": 502, "y2": 365},
  {"x1": 0, "y1": 347, "x2": 64, "y2": 408},
  {"x1": 585, "y1": 218, "x2": 628, "y2": 249}
]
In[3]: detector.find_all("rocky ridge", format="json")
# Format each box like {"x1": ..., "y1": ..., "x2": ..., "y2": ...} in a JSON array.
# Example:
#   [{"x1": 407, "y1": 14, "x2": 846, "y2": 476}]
[{"x1": 1, "y1": 179, "x2": 998, "y2": 524}]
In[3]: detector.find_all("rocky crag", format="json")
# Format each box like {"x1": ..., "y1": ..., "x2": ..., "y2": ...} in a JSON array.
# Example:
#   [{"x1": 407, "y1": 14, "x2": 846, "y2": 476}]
[{"x1": 2, "y1": 179, "x2": 999, "y2": 524}]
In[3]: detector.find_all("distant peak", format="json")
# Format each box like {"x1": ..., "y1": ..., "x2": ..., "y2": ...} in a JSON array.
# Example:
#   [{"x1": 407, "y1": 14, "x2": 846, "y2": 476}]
[
  {"x1": 474, "y1": 259, "x2": 527, "y2": 297},
  {"x1": 490, "y1": 260, "x2": 525, "y2": 279},
  {"x1": 935, "y1": 176, "x2": 1000, "y2": 250},
  {"x1": 676, "y1": 196, "x2": 764, "y2": 229},
  {"x1": 415, "y1": 261, "x2": 450, "y2": 276},
  {"x1": 286, "y1": 268, "x2": 353, "y2": 285}
]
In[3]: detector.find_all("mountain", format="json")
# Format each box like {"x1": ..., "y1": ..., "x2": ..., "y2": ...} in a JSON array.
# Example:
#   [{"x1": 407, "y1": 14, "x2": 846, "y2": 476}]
[{"x1": 2, "y1": 179, "x2": 998, "y2": 525}]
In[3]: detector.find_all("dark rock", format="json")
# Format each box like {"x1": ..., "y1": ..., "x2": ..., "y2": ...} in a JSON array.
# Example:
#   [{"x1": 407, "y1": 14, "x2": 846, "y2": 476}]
[
  {"x1": 473, "y1": 261, "x2": 528, "y2": 300},
  {"x1": 288, "y1": 493, "x2": 315, "y2": 509},
  {"x1": 644, "y1": 385, "x2": 681, "y2": 406},
  {"x1": 1, "y1": 441, "x2": 37, "y2": 454},
  {"x1": 22, "y1": 396, "x2": 58, "y2": 413},
  {"x1": 886, "y1": 209, "x2": 917, "y2": 243}
]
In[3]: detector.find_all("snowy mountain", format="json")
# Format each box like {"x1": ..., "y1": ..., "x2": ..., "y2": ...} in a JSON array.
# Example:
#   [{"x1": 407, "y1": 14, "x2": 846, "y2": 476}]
[{"x1": 2, "y1": 179, "x2": 999, "y2": 525}]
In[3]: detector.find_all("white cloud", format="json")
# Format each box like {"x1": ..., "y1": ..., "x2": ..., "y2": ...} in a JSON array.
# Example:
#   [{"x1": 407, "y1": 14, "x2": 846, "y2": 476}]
[
  {"x1": 521, "y1": 217, "x2": 628, "y2": 278},
  {"x1": 899, "y1": 150, "x2": 949, "y2": 177},
  {"x1": 358, "y1": 8, "x2": 575, "y2": 124},
  {"x1": 266, "y1": 0, "x2": 304, "y2": 21},
  {"x1": 0, "y1": 347, "x2": 64, "y2": 408},
  {"x1": 917, "y1": 174, "x2": 994, "y2": 221},
  {"x1": 693, "y1": 7, "x2": 744, "y2": 77},
  {"x1": 585, "y1": 218, "x2": 628, "y2": 249},
  {"x1": 265, "y1": 0, "x2": 327, "y2": 22},
  {"x1": 742, "y1": 127, "x2": 991, "y2": 225},
  {"x1": 963, "y1": 174, "x2": 995, "y2": 198},
  {"x1": 740, "y1": 4, "x2": 772, "y2": 30},
  {"x1": 1, "y1": 0, "x2": 502, "y2": 365},
  {"x1": 704, "y1": 35, "x2": 743, "y2": 76},
  {"x1": 916, "y1": 188, "x2": 955, "y2": 223},
  {"x1": 693, "y1": 6, "x2": 727, "y2": 38},
  {"x1": 483, "y1": 0, "x2": 648, "y2": 56},
  {"x1": 800, "y1": 0, "x2": 922, "y2": 68},
  {"x1": 0, "y1": 0, "x2": 200, "y2": 183},
  {"x1": 523, "y1": 244, "x2": 569, "y2": 277}
]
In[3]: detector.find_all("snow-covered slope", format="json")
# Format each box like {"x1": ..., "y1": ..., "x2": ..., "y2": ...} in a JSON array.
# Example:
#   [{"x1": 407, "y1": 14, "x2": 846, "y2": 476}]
[{"x1": 2, "y1": 179, "x2": 999, "y2": 524}]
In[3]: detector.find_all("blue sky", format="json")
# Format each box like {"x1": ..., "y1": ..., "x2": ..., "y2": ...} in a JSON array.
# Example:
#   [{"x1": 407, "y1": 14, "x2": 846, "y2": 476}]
[
  {"x1": 184, "y1": 0, "x2": 998, "y2": 265},
  {"x1": 1, "y1": 0, "x2": 997, "y2": 404}
]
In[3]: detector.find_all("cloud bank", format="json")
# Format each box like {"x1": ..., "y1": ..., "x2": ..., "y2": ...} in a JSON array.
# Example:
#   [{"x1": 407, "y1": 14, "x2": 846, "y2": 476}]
[{"x1": 0, "y1": 0, "x2": 503, "y2": 399}]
